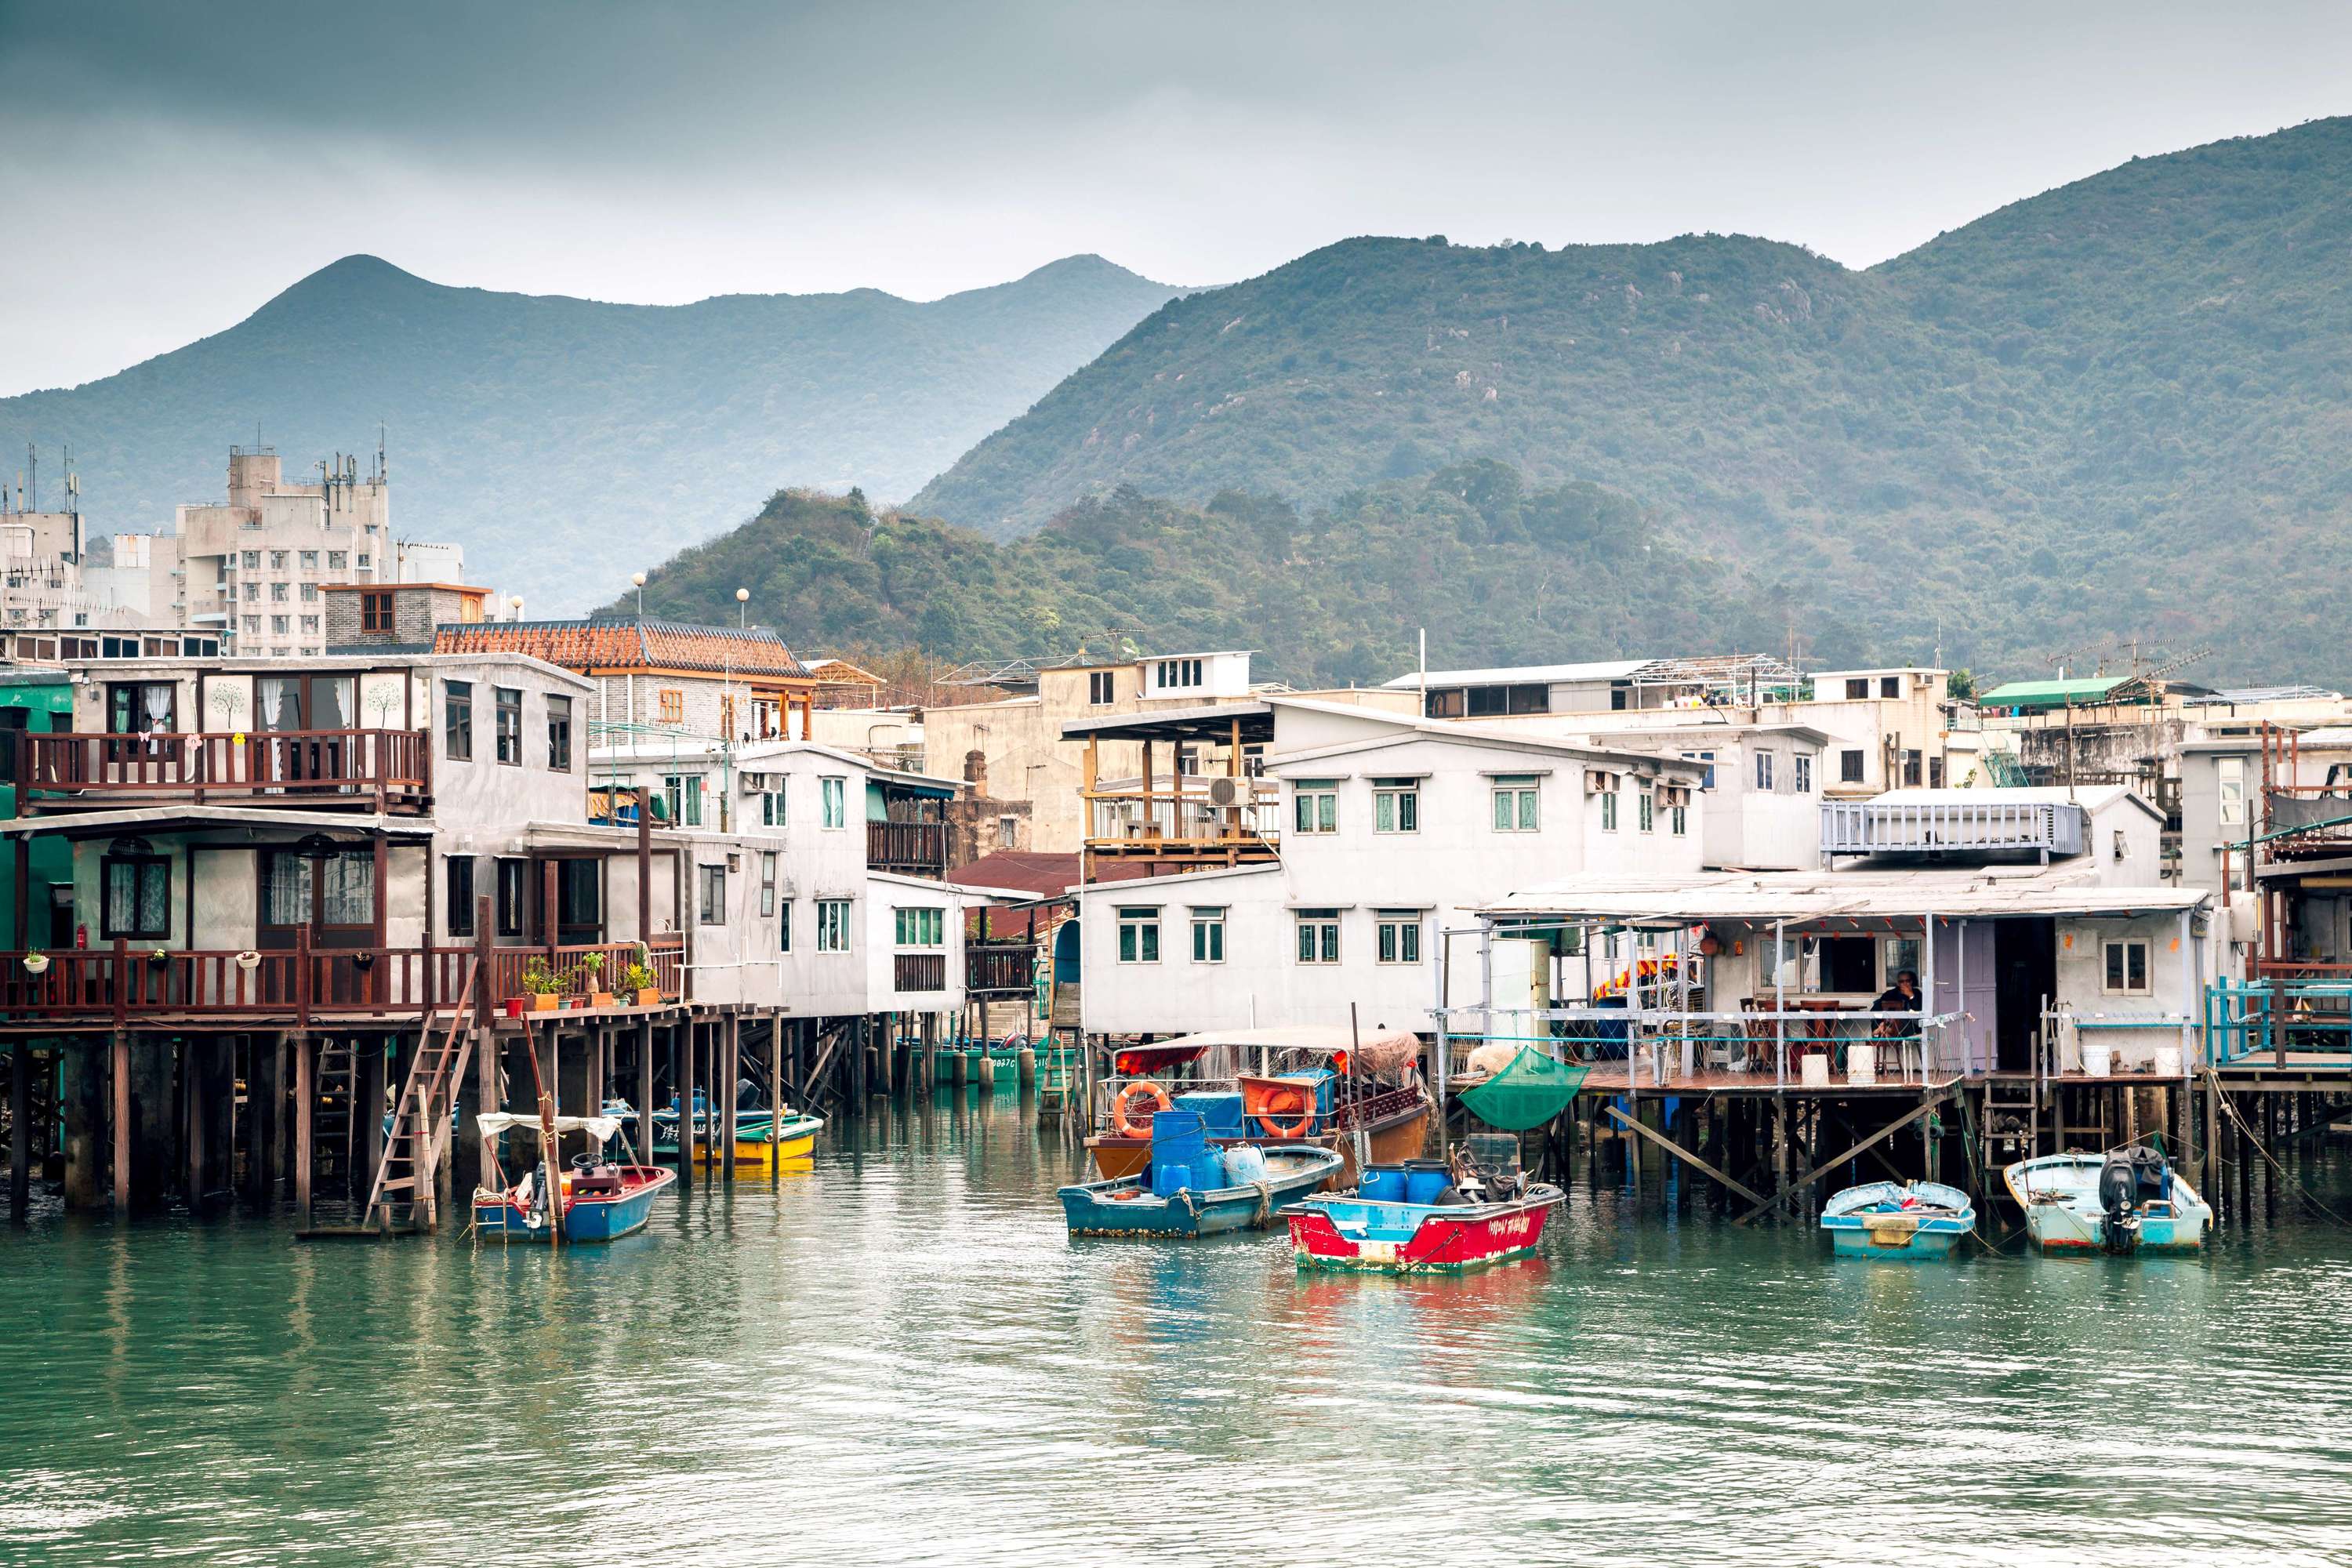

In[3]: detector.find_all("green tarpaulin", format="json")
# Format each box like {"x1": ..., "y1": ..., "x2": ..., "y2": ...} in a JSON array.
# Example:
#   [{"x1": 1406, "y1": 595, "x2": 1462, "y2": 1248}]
[{"x1": 1458, "y1": 1044, "x2": 1588, "y2": 1131}]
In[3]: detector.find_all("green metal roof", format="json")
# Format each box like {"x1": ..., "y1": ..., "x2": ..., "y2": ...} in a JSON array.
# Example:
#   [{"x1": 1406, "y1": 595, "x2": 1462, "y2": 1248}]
[{"x1": 1978, "y1": 676, "x2": 2132, "y2": 710}]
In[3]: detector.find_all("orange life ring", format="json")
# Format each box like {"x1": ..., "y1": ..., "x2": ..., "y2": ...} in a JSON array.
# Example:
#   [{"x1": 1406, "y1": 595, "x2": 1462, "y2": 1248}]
[
  {"x1": 1111, "y1": 1080, "x2": 1172, "y2": 1138},
  {"x1": 1255, "y1": 1086, "x2": 1316, "y2": 1139}
]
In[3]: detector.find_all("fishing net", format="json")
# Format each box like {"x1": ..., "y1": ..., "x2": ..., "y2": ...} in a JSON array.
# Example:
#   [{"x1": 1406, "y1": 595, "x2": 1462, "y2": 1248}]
[{"x1": 1458, "y1": 1044, "x2": 1588, "y2": 1131}]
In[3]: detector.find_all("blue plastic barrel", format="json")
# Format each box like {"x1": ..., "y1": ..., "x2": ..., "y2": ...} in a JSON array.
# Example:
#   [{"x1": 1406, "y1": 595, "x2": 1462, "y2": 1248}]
[
  {"x1": 1152, "y1": 1160, "x2": 1192, "y2": 1198},
  {"x1": 1359, "y1": 1165, "x2": 1410, "y2": 1202},
  {"x1": 1192, "y1": 1149, "x2": 1227, "y2": 1191},
  {"x1": 1403, "y1": 1159, "x2": 1451, "y2": 1204}
]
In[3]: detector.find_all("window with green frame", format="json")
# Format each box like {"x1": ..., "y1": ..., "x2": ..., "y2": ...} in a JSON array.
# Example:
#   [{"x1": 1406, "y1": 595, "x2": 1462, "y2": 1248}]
[
  {"x1": 1493, "y1": 775, "x2": 1539, "y2": 831},
  {"x1": 1295, "y1": 908, "x2": 1340, "y2": 964},
  {"x1": 1117, "y1": 906, "x2": 1160, "y2": 963},
  {"x1": 894, "y1": 906, "x2": 944, "y2": 946},
  {"x1": 1376, "y1": 911, "x2": 1422, "y2": 964},
  {"x1": 1293, "y1": 780, "x2": 1338, "y2": 834},
  {"x1": 1372, "y1": 779, "x2": 1419, "y2": 833},
  {"x1": 1190, "y1": 906, "x2": 1225, "y2": 963}
]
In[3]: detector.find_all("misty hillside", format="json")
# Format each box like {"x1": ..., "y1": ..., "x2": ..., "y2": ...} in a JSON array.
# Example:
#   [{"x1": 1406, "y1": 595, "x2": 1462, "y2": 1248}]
[
  {"x1": 910, "y1": 118, "x2": 2352, "y2": 681},
  {"x1": 0, "y1": 254, "x2": 1181, "y2": 608}
]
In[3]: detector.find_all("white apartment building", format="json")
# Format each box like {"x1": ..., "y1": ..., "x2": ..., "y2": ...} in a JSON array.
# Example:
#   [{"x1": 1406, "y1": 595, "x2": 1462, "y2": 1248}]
[
  {"x1": 169, "y1": 445, "x2": 465, "y2": 660},
  {"x1": 1072, "y1": 701, "x2": 1708, "y2": 1038}
]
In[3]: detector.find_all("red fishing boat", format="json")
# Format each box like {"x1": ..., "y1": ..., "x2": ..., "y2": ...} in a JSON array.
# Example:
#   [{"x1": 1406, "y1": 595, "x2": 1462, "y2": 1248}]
[{"x1": 1283, "y1": 1140, "x2": 1563, "y2": 1274}]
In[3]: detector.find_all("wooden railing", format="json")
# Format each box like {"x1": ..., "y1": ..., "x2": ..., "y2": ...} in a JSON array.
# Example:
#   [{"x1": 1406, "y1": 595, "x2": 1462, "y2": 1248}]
[
  {"x1": 867, "y1": 819, "x2": 946, "y2": 874},
  {"x1": 0, "y1": 931, "x2": 689, "y2": 1023},
  {"x1": 894, "y1": 952, "x2": 948, "y2": 993},
  {"x1": 16, "y1": 729, "x2": 430, "y2": 807},
  {"x1": 965, "y1": 942, "x2": 1035, "y2": 995}
]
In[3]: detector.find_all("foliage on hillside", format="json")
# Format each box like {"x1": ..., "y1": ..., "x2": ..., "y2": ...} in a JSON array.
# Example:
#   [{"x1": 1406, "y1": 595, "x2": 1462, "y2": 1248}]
[
  {"x1": 0, "y1": 253, "x2": 1179, "y2": 611},
  {"x1": 910, "y1": 118, "x2": 2352, "y2": 683},
  {"x1": 612, "y1": 466, "x2": 1823, "y2": 688}
]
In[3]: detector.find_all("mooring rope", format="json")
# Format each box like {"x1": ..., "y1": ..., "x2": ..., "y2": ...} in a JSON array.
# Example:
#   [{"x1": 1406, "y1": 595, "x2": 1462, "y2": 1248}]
[{"x1": 2205, "y1": 1066, "x2": 2352, "y2": 1229}]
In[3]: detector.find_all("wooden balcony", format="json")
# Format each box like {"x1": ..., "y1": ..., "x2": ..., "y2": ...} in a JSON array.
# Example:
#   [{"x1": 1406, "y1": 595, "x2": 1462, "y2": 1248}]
[
  {"x1": 893, "y1": 952, "x2": 948, "y2": 993},
  {"x1": 964, "y1": 942, "x2": 1035, "y2": 996},
  {"x1": 867, "y1": 818, "x2": 947, "y2": 877},
  {"x1": 0, "y1": 933, "x2": 687, "y2": 1027},
  {"x1": 1081, "y1": 783, "x2": 1281, "y2": 880},
  {"x1": 13, "y1": 729, "x2": 431, "y2": 813}
]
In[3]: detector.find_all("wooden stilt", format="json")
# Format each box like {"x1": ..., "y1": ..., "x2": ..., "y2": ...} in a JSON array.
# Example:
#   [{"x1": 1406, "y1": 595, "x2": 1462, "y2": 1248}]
[
  {"x1": 637, "y1": 1018, "x2": 654, "y2": 1163},
  {"x1": 292, "y1": 1033, "x2": 313, "y2": 1226},
  {"x1": 9, "y1": 1042, "x2": 27, "y2": 1223},
  {"x1": 720, "y1": 1013, "x2": 739, "y2": 1182},
  {"x1": 768, "y1": 1012, "x2": 783, "y2": 1182},
  {"x1": 111, "y1": 1029, "x2": 130, "y2": 1215},
  {"x1": 677, "y1": 1022, "x2": 697, "y2": 1182}
]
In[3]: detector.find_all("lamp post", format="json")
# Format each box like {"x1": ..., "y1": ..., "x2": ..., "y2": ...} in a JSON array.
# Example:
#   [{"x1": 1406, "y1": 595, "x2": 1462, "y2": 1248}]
[
  {"x1": 632, "y1": 571, "x2": 647, "y2": 619},
  {"x1": 735, "y1": 586, "x2": 749, "y2": 629}
]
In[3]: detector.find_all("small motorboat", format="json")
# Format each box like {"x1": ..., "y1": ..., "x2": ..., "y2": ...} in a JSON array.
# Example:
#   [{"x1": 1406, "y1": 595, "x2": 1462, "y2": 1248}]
[
  {"x1": 472, "y1": 1112, "x2": 676, "y2": 1243},
  {"x1": 1060, "y1": 1145, "x2": 1344, "y2": 1238},
  {"x1": 2003, "y1": 1147, "x2": 2212, "y2": 1254},
  {"x1": 643, "y1": 1091, "x2": 825, "y2": 1168},
  {"x1": 1283, "y1": 1139, "x2": 1563, "y2": 1273},
  {"x1": 1820, "y1": 1180, "x2": 1974, "y2": 1259}
]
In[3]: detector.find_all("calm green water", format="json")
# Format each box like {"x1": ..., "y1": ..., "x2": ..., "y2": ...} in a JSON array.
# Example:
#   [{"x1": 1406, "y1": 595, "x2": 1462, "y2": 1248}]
[{"x1": 7, "y1": 1094, "x2": 2352, "y2": 1567}]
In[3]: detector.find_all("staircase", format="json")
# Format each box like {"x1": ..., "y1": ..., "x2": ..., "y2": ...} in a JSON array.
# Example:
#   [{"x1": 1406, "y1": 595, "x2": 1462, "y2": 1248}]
[
  {"x1": 314, "y1": 1040, "x2": 356, "y2": 1190},
  {"x1": 361, "y1": 962, "x2": 478, "y2": 1234},
  {"x1": 1980, "y1": 1079, "x2": 2041, "y2": 1176}
]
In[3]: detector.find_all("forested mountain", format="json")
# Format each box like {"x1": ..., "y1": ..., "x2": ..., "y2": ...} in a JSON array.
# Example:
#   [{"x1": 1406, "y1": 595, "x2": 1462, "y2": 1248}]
[
  {"x1": 609, "y1": 467, "x2": 1809, "y2": 689},
  {"x1": 910, "y1": 118, "x2": 2352, "y2": 682},
  {"x1": 0, "y1": 254, "x2": 1179, "y2": 608}
]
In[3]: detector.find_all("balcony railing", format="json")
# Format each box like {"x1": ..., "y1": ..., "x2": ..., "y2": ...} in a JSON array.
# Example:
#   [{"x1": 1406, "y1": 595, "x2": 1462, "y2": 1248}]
[
  {"x1": 965, "y1": 942, "x2": 1035, "y2": 996},
  {"x1": 15, "y1": 729, "x2": 430, "y2": 809},
  {"x1": 894, "y1": 952, "x2": 948, "y2": 993},
  {"x1": 1820, "y1": 799, "x2": 2084, "y2": 858},
  {"x1": 867, "y1": 819, "x2": 947, "y2": 876},
  {"x1": 0, "y1": 932, "x2": 688, "y2": 1025},
  {"x1": 1082, "y1": 782, "x2": 1282, "y2": 874}
]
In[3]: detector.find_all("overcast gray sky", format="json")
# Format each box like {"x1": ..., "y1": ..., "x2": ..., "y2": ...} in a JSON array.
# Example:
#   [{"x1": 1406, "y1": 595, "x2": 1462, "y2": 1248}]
[{"x1": 3, "y1": 0, "x2": 2347, "y2": 395}]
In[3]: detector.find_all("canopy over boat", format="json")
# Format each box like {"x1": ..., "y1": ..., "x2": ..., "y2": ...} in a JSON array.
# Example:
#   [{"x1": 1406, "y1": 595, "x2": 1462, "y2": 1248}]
[
  {"x1": 1138, "y1": 1025, "x2": 1423, "y2": 1078},
  {"x1": 475, "y1": 1112, "x2": 624, "y2": 1142}
]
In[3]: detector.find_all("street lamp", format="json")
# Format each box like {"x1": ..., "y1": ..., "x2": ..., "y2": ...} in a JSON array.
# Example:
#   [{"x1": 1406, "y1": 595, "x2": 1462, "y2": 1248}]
[
  {"x1": 735, "y1": 586, "x2": 750, "y2": 628},
  {"x1": 632, "y1": 571, "x2": 647, "y2": 619}
]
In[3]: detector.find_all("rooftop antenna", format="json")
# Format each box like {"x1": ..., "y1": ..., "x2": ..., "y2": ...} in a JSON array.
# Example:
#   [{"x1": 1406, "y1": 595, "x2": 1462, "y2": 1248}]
[{"x1": 24, "y1": 443, "x2": 34, "y2": 513}]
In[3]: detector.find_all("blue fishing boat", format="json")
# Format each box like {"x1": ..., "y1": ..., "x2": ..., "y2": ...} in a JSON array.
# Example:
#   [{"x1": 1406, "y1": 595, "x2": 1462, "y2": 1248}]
[
  {"x1": 471, "y1": 1112, "x2": 676, "y2": 1243},
  {"x1": 1060, "y1": 1145, "x2": 1342, "y2": 1237},
  {"x1": 1819, "y1": 1180, "x2": 1975, "y2": 1259},
  {"x1": 2004, "y1": 1148, "x2": 2212, "y2": 1254}
]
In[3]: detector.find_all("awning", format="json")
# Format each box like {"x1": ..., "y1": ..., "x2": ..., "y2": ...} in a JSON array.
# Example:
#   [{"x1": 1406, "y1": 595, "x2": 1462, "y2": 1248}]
[
  {"x1": 1142, "y1": 1024, "x2": 1422, "y2": 1076},
  {"x1": 475, "y1": 1112, "x2": 623, "y2": 1142}
]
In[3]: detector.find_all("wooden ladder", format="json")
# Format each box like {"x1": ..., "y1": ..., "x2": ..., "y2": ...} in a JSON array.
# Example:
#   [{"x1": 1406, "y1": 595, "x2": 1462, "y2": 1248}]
[
  {"x1": 361, "y1": 961, "x2": 478, "y2": 1234},
  {"x1": 314, "y1": 1039, "x2": 356, "y2": 1185},
  {"x1": 1980, "y1": 1080, "x2": 2041, "y2": 1176}
]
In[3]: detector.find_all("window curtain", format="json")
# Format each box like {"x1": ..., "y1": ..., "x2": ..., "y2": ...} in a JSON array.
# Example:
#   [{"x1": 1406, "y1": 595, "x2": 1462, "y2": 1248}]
[
  {"x1": 261, "y1": 855, "x2": 311, "y2": 927},
  {"x1": 318, "y1": 851, "x2": 372, "y2": 926}
]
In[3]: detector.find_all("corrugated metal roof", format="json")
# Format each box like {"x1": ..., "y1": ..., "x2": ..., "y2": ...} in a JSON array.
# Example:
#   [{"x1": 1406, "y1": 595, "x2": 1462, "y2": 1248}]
[
  {"x1": 1484, "y1": 866, "x2": 2205, "y2": 922},
  {"x1": 1977, "y1": 676, "x2": 2131, "y2": 707}
]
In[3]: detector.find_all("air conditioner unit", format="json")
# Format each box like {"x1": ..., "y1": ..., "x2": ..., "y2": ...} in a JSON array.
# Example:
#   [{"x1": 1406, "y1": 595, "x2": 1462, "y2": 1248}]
[
  {"x1": 1205, "y1": 775, "x2": 1243, "y2": 808},
  {"x1": 739, "y1": 772, "x2": 766, "y2": 793}
]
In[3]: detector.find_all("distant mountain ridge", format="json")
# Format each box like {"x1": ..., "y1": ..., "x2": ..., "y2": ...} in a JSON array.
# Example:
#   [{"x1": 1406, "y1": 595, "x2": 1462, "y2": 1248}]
[
  {"x1": 0, "y1": 253, "x2": 1181, "y2": 608},
  {"x1": 909, "y1": 118, "x2": 2352, "y2": 682}
]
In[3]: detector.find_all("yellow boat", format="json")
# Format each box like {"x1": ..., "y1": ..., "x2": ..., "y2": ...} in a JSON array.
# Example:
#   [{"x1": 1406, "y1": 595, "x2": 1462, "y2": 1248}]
[{"x1": 653, "y1": 1107, "x2": 826, "y2": 1167}]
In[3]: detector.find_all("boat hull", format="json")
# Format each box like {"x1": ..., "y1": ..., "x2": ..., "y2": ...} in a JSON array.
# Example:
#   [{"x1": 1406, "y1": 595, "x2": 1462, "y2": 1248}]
[
  {"x1": 1284, "y1": 1187, "x2": 1563, "y2": 1273},
  {"x1": 1820, "y1": 1180, "x2": 1974, "y2": 1260},
  {"x1": 474, "y1": 1165, "x2": 677, "y2": 1243},
  {"x1": 2003, "y1": 1153, "x2": 2212, "y2": 1254},
  {"x1": 1822, "y1": 1218, "x2": 1970, "y2": 1258},
  {"x1": 655, "y1": 1112, "x2": 824, "y2": 1167},
  {"x1": 1060, "y1": 1149, "x2": 1345, "y2": 1237}
]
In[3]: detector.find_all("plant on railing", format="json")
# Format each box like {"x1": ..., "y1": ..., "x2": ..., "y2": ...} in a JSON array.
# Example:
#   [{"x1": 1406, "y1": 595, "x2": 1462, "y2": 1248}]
[
  {"x1": 622, "y1": 955, "x2": 660, "y2": 1007},
  {"x1": 21, "y1": 951, "x2": 48, "y2": 975},
  {"x1": 521, "y1": 957, "x2": 561, "y2": 1011},
  {"x1": 573, "y1": 949, "x2": 615, "y2": 1008},
  {"x1": 145, "y1": 947, "x2": 170, "y2": 967}
]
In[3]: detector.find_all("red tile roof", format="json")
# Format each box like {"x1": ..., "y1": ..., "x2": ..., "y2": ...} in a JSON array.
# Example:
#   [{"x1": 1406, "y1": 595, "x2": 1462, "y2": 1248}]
[{"x1": 433, "y1": 618, "x2": 811, "y2": 678}]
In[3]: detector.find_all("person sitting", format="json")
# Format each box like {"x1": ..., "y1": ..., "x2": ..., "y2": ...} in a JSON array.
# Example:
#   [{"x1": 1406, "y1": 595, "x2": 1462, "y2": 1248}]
[{"x1": 1873, "y1": 969, "x2": 1922, "y2": 1038}]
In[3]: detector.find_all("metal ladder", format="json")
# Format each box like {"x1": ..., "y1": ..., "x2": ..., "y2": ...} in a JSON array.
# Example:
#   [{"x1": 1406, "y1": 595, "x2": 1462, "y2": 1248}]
[
  {"x1": 361, "y1": 961, "x2": 477, "y2": 1233},
  {"x1": 314, "y1": 1040, "x2": 356, "y2": 1188}
]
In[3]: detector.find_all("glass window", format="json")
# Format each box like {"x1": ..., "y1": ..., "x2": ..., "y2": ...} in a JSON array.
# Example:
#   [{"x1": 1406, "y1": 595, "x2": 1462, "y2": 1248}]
[
  {"x1": 1841, "y1": 749, "x2": 1865, "y2": 783},
  {"x1": 658, "y1": 688, "x2": 685, "y2": 726},
  {"x1": 1117, "y1": 906, "x2": 1160, "y2": 964},
  {"x1": 894, "y1": 907, "x2": 944, "y2": 947},
  {"x1": 816, "y1": 899, "x2": 852, "y2": 952},
  {"x1": 1372, "y1": 780, "x2": 1419, "y2": 833},
  {"x1": 1599, "y1": 791, "x2": 1617, "y2": 833},
  {"x1": 2218, "y1": 757, "x2": 2246, "y2": 828},
  {"x1": 1191, "y1": 906, "x2": 1225, "y2": 964},
  {"x1": 1755, "y1": 751, "x2": 1776, "y2": 791},
  {"x1": 1088, "y1": 670, "x2": 1115, "y2": 705},
  {"x1": 698, "y1": 863, "x2": 727, "y2": 925},
  {"x1": 270, "y1": 582, "x2": 289, "y2": 602},
  {"x1": 270, "y1": 615, "x2": 289, "y2": 634},
  {"x1": 262, "y1": 852, "x2": 311, "y2": 928},
  {"x1": 779, "y1": 900, "x2": 792, "y2": 953},
  {"x1": 299, "y1": 550, "x2": 318, "y2": 570},
  {"x1": 1638, "y1": 792, "x2": 1654, "y2": 833},
  {"x1": 1494, "y1": 776, "x2": 1539, "y2": 832},
  {"x1": 1902, "y1": 750, "x2": 1924, "y2": 786},
  {"x1": 494, "y1": 688, "x2": 522, "y2": 764},
  {"x1": 760, "y1": 851, "x2": 777, "y2": 917},
  {"x1": 102, "y1": 854, "x2": 169, "y2": 939},
  {"x1": 300, "y1": 583, "x2": 318, "y2": 602},
  {"x1": 1845, "y1": 677, "x2": 1868, "y2": 700},
  {"x1": 1293, "y1": 781, "x2": 1338, "y2": 835},
  {"x1": 1295, "y1": 909, "x2": 1340, "y2": 964},
  {"x1": 107, "y1": 681, "x2": 175, "y2": 735},
  {"x1": 2103, "y1": 938, "x2": 2151, "y2": 996},
  {"x1": 495, "y1": 858, "x2": 526, "y2": 939},
  {"x1": 318, "y1": 851, "x2": 372, "y2": 926},
  {"x1": 760, "y1": 786, "x2": 786, "y2": 826},
  {"x1": 662, "y1": 774, "x2": 705, "y2": 827},
  {"x1": 1795, "y1": 753, "x2": 1813, "y2": 794},
  {"x1": 243, "y1": 583, "x2": 259, "y2": 601},
  {"x1": 299, "y1": 615, "x2": 319, "y2": 634},
  {"x1": 546, "y1": 695, "x2": 572, "y2": 771},
  {"x1": 361, "y1": 590, "x2": 393, "y2": 631},
  {"x1": 444, "y1": 681, "x2": 472, "y2": 761},
  {"x1": 821, "y1": 776, "x2": 846, "y2": 829},
  {"x1": 269, "y1": 550, "x2": 288, "y2": 570},
  {"x1": 326, "y1": 551, "x2": 347, "y2": 570},
  {"x1": 241, "y1": 550, "x2": 260, "y2": 570},
  {"x1": 1670, "y1": 804, "x2": 1687, "y2": 837},
  {"x1": 446, "y1": 855, "x2": 477, "y2": 937},
  {"x1": 1682, "y1": 751, "x2": 1717, "y2": 790},
  {"x1": 1881, "y1": 676, "x2": 1901, "y2": 699},
  {"x1": 1376, "y1": 912, "x2": 1422, "y2": 964}
]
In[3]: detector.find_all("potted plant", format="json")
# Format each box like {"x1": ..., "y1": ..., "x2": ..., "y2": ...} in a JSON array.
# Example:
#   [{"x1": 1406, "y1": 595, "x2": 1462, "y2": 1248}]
[
  {"x1": 577, "y1": 951, "x2": 615, "y2": 1009},
  {"x1": 521, "y1": 957, "x2": 561, "y2": 1012},
  {"x1": 146, "y1": 947, "x2": 171, "y2": 967},
  {"x1": 622, "y1": 959, "x2": 659, "y2": 1007},
  {"x1": 22, "y1": 951, "x2": 49, "y2": 976}
]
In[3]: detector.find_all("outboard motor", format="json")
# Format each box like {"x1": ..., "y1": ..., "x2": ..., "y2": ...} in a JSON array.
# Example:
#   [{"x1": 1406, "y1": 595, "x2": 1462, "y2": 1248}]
[{"x1": 2096, "y1": 1149, "x2": 2164, "y2": 1254}]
